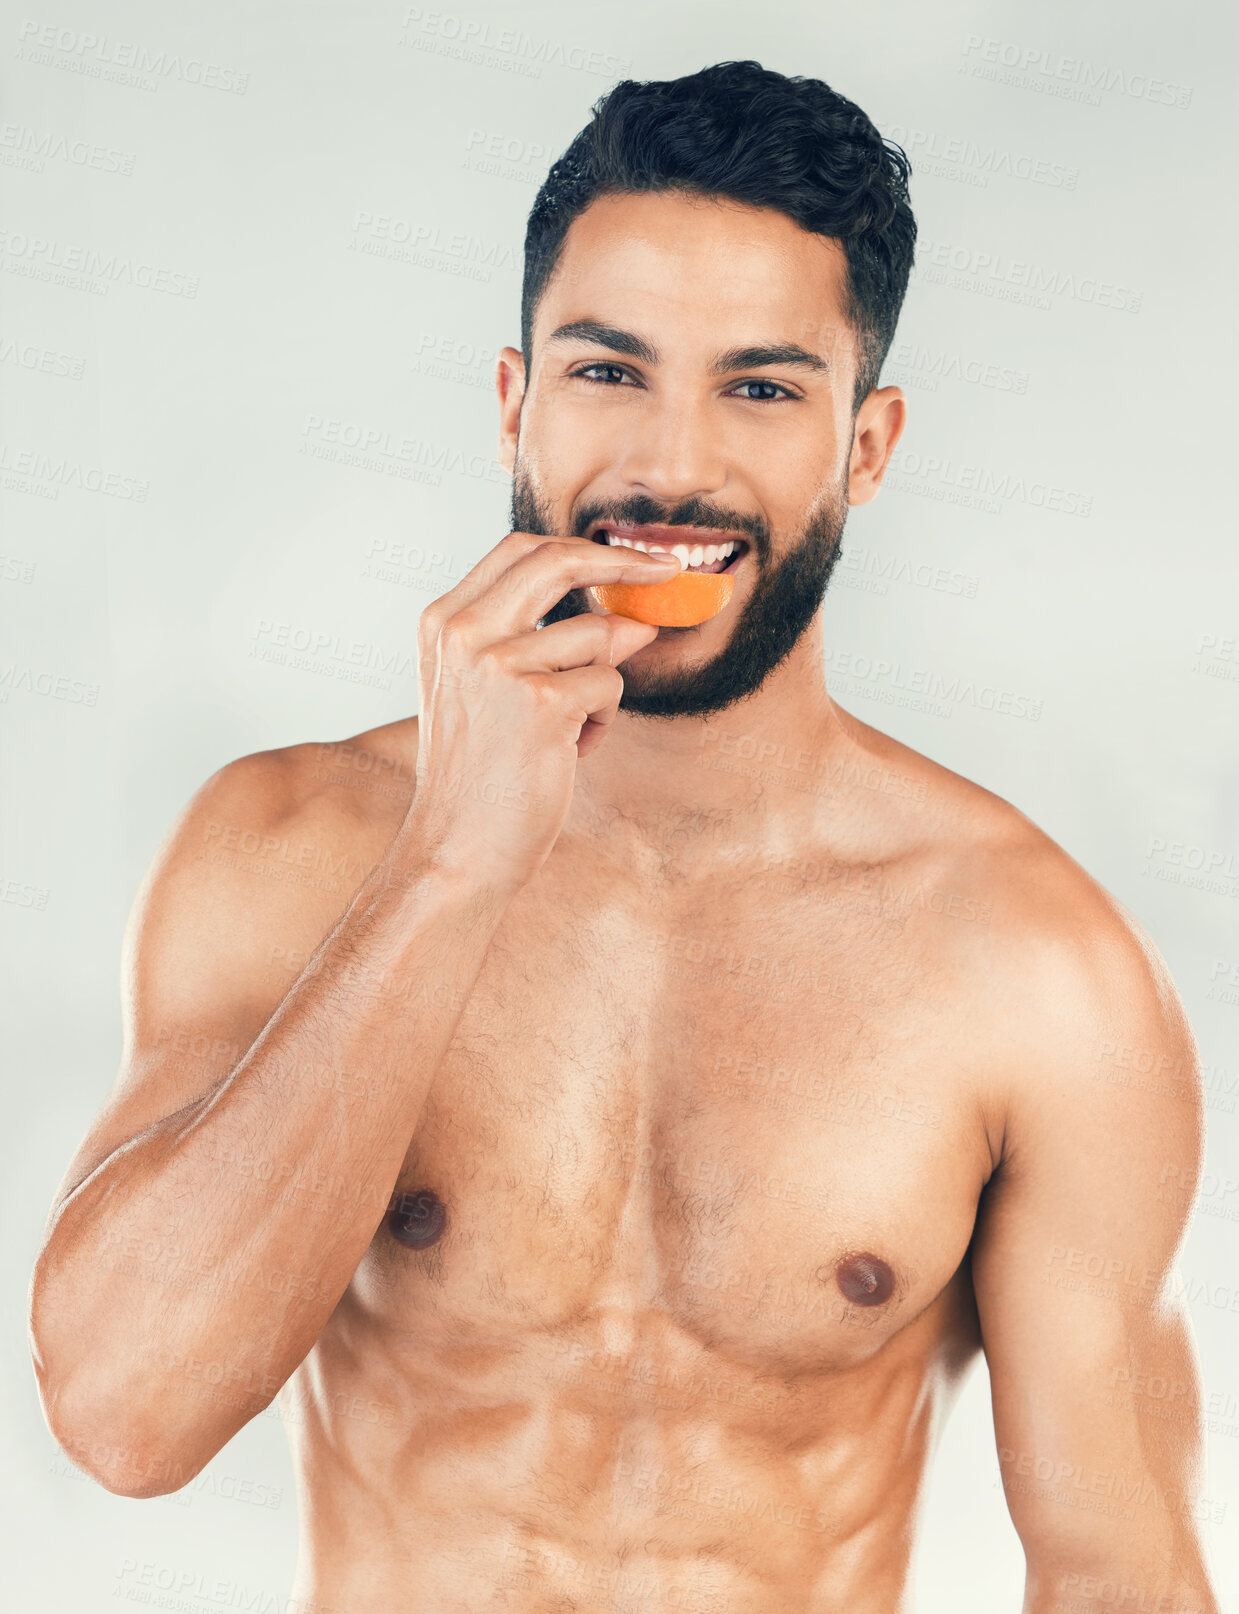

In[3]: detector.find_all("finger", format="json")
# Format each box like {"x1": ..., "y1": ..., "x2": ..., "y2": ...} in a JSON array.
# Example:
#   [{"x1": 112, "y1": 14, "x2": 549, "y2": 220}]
[
  {"x1": 607, "y1": 615, "x2": 666, "y2": 666},
  {"x1": 498, "y1": 611, "x2": 658, "y2": 675},
  {"x1": 537, "y1": 663, "x2": 629, "y2": 754},
  {"x1": 454, "y1": 537, "x2": 681, "y2": 645},
  {"x1": 418, "y1": 532, "x2": 550, "y2": 685},
  {"x1": 424, "y1": 530, "x2": 554, "y2": 621}
]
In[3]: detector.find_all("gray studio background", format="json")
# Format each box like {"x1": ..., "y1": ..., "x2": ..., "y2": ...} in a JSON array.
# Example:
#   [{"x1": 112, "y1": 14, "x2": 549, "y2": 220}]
[{"x1": 3, "y1": 0, "x2": 1236, "y2": 1608}]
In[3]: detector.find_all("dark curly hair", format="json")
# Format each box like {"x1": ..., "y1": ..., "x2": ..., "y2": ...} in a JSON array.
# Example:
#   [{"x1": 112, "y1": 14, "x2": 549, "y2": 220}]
[{"x1": 521, "y1": 60, "x2": 916, "y2": 413}]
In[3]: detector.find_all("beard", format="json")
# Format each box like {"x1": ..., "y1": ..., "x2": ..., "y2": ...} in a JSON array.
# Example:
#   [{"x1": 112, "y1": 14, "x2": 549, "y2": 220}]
[{"x1": 510, "y1": 462, "x2": 849, "y2": 720}]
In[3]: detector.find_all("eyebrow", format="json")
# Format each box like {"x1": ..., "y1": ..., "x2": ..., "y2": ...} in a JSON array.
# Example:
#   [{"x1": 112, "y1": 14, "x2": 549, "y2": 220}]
[
  {"x1": 712, "y1": 342, "x2": 831, "y2": 376},
  {"x1": 546, "y1": 319, "x2": 657, "y2": 363},
  {"x1": 545, "y1": 319, "x2": 831, "y2": 375}
]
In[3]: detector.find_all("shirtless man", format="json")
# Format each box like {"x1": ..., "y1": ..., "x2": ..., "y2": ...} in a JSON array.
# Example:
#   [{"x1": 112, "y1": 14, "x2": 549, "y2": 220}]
[{"x1": 30, "y1": 61, "x2": 1219, "y2": 1614}]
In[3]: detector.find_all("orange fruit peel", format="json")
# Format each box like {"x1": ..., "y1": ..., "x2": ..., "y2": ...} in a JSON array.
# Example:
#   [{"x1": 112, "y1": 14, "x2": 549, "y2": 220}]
[{"x1": 589, "y1": 572, "x2": 735, "y2": 628}]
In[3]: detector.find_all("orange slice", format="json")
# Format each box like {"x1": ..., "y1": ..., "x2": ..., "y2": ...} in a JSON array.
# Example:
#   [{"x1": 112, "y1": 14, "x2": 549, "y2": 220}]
[{"x1": 589, "y1": 572, "x2": 735, "y2": 628}]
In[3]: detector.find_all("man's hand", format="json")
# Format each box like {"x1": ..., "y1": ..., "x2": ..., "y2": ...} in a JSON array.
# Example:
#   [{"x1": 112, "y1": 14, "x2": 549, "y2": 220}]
[{"x1": 406, "y1": 530, "x2": 680, "y2": 891}]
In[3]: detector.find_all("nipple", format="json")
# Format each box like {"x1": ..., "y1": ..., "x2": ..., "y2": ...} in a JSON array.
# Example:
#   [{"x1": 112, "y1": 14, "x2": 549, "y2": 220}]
[
  {"x1": 833, "y1": 1252, "x2": 895, "y2": 1306},
  {"x1": 388, "y1": 1188, "x2": 448, "y2": 1249}
]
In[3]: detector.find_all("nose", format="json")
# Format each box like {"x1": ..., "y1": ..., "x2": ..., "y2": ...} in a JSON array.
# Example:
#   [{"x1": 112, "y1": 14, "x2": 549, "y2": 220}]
[{"x1": 616, "y1": 393, "x2": 728, "y2": 504}]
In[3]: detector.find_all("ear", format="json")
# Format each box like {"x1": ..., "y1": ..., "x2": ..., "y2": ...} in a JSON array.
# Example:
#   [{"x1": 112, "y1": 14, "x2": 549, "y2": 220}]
[
  {"x1": 496, "y1": 346, "x2": 526, "y2": 473},
  {"x1": 847, "y1": 385, "x2": 906, "y2": 507}
]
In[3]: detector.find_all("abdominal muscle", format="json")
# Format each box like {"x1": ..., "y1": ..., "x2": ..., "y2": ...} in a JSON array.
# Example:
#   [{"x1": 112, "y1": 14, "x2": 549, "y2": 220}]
[{"x1": 279, "y1": 1270, "x2": 979, "y2": 1614}]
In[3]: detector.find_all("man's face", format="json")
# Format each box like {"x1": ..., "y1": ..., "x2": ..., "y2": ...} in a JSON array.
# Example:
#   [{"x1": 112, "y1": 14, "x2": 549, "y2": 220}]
[{"x1": 499, "y1": 190, "x2": 883, "y2": 719}]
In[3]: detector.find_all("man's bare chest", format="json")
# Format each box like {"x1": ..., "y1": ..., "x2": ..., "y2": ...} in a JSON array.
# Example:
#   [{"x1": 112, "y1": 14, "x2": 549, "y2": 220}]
[{"x1": 348, "y1": 850, "x2": 994, "y2": 1377}]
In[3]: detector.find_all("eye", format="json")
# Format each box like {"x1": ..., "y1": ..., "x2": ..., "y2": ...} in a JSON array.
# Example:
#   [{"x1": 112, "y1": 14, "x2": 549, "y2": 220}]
[
  {"x1": 570, "y1": 362, "x2": 637, "y2": 386},
  {"x1": 730, "y1": 379, "x2": 796, "y2": 402}
]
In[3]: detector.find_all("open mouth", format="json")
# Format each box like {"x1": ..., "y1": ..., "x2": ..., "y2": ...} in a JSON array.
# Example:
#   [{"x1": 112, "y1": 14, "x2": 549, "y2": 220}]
[{"x1": 588, "y1": 522, "x2": 750, "y2": 576}]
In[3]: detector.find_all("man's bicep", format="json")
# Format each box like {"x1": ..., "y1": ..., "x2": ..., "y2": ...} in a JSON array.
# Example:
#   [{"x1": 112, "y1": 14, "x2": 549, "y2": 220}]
[
  {"x1": 970, "y1": 917, "x2": 1216, "y2": 1605},
  {"x1": 55, "y1": 750, "x2": 321, "y2": 1205},
  {"x1": 973, "y1": 1153, "x2": 1204, "y2": 1561}
]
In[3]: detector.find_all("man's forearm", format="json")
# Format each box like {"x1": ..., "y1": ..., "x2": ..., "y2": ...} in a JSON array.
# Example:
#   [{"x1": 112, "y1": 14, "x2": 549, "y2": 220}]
[{"x1": 30, "y1": 825, "x2": 516, "y2": 1493}]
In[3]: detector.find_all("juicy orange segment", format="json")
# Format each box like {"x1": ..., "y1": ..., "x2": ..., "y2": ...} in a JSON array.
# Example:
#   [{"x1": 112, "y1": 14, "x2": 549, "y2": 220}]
[{"x1": 589, "y1": 573, "x2": 735, "y2": 628}]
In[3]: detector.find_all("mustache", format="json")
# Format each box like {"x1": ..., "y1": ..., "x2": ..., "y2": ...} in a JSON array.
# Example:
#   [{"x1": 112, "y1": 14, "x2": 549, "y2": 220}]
[{"x1": 571, "y1": 494, "x2": 770, "y2": 565}]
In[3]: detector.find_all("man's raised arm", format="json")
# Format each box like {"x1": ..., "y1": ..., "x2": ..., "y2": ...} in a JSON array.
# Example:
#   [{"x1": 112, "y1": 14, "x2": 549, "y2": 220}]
[
  {"x1": 971, "y1": 889, "x2": 1221, "y2": 1614},
  {"x1": 27, "y1": 738, "x2": 518, "y2": 1497},
  {"x1": 28, "y1": 530, "x2": 679, "y2": 1498}
]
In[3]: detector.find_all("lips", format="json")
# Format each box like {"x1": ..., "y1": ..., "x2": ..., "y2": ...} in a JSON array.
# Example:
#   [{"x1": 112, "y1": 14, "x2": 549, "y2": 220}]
[{"x1": 588, "y1": 522, "x2": 750, "y2": 576}]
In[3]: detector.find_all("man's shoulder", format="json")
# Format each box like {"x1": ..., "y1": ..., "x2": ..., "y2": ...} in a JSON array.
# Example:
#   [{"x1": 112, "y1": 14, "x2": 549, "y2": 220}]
[
  {"x1": 901, "y1": 744, "x2": 1200, "y2": 1130},
  {"x1": 121, "y1": 718, "x2": 422, "y2": 1037},
  {"x1": 951, "y1": 771, "x2": 1168, "y2": 1016},
  {"x1": 874, "y1": 730, "x2": 1137, "y2": 949},
  {"x1": 141, "y1": 718, "x2": 421, "y2": 948},
  {"x1": 858, "y1": 724, "x2": 1189, "y2": 1053},
  {"x1": 934, "y1": 760, "x2": 1116, "y2": 950},
  {"x1": 202, "y1": 717, "x2": 421, "y2": 846}
]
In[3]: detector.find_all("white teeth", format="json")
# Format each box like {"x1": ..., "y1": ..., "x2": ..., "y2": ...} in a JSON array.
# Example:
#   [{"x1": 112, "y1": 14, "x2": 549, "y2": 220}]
[{"x1": 602, "y1": 532, "x2": 741, "y2": 565}]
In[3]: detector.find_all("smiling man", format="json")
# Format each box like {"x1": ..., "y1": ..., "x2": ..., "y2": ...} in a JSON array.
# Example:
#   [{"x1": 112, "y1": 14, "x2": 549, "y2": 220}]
[{"x1": 31, "y1": 61, "x2": 1219, "y2": 1614}]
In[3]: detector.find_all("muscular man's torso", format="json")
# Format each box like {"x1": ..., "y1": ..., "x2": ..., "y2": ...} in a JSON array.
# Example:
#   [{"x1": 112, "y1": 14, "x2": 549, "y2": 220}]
[{"x1": 228, "y1": 715, "x2": 1035, "y2": 1613}]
